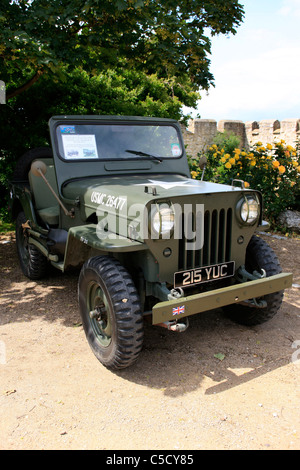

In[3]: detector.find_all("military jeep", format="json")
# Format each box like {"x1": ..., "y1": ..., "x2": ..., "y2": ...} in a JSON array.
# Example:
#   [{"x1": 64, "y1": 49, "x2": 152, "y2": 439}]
[{"x1": 9, "y1": 115, "x2": 293, "y2": 369}]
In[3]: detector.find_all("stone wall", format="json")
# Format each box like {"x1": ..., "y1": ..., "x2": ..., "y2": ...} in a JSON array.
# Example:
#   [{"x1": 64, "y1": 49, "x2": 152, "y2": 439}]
[
  {"x1": 245, "y1": 119, "x2": 300, "y2": 148},
  {"x1": 181, "y1": 118, "x2": 300, "y2": 157}
]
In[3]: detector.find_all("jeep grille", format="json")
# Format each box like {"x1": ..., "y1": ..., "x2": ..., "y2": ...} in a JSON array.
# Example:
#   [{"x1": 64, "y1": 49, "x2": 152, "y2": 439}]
[{"x1": 178, "y1": 208, "x2": 233, "y2": 270}]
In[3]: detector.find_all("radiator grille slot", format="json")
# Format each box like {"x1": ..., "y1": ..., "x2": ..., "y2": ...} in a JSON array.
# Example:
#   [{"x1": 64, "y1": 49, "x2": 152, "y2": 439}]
[{"x1": 178, "y1": 208, "x2": 232, "y2": 270}]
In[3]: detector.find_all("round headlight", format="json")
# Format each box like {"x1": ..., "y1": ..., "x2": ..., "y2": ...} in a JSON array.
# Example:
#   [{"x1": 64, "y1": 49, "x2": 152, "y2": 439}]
[
  {"x1": 237, "y1": 195, "x2": 260, "y2": 225},
  {"x1": 151, "y1": 204, "x2": 175, "y2": 238}
]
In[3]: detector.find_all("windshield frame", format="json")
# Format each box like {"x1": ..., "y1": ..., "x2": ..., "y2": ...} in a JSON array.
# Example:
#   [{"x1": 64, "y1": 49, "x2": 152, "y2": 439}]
[{"x1": 54, "y1": 119, "x2": 184, "y2": 163}]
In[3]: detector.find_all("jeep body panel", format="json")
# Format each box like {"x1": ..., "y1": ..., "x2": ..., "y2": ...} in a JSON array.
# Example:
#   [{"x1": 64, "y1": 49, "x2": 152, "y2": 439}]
[{"x1": 54, "y1": 173, "x2": 263, "y2": 285}]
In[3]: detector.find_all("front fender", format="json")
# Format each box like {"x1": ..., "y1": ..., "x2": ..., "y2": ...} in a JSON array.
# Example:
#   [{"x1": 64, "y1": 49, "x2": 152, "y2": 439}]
[{"x1": 63, "y1": 224, "x2": 147, "y2": 269}]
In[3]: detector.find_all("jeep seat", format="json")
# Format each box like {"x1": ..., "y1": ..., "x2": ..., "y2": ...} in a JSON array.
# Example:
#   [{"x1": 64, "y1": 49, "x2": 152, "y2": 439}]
[{"x1": 28, "y1": 162, "x2": 60, "y2": 226}]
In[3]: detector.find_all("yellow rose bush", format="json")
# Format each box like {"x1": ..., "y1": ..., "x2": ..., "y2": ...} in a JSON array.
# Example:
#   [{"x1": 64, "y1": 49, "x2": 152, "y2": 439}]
[{"x1": 188, "y1": 138, "x2": 300, "y2": 227}]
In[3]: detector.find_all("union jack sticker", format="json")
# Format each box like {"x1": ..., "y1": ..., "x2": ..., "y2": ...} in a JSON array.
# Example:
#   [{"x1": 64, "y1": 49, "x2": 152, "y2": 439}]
[{"x1": 172, "y1": 305, "x2": 185, "y2": 316}]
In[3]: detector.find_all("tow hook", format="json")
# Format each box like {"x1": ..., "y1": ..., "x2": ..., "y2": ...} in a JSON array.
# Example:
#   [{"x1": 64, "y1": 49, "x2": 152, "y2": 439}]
[
  {"x1": 157, "y1": 318, "x2": 189, "y2": 333},
  {"x1": 235, "y1": 265, "x2": 267, "y2": 308},
  {"x1": 168, "y1": 287, "x2": 184, "y2": 301},
  {"x1": 235, "y1": 265, "x2": 266, "y2": 283}
]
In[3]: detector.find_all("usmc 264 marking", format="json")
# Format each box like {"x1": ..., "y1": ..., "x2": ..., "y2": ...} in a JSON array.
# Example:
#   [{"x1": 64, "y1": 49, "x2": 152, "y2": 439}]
[{"x1": 91, "y1": 191, "x2": 127, "y2": 211}]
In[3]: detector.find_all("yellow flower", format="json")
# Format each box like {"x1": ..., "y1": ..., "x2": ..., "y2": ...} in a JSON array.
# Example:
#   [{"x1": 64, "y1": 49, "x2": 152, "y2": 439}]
[
  {"x1": 272, "y1": 160, "x2": 280, "y2": 168},
  {"x1": 229, "y1": 158, "x2": 235, "y2": 165},
  {"x1": 220, "y1": 157, "x2": 226, "y2": 163},
  {"x1": 256, "y1": 141, "x2": 263, "y2": 146},
  {"x1": 225, "y1": 162, "x2": 232, "y2": 169},
  {"x1": 292, "y1": 160, "x2": 298, "y2": 168},
  {"x1": 278, "y1": 165, "x2": 285, "y2": 174},
  {"x1": 244, "y1": 181, "x2": 250, "y2": 188},
  {"x1": 191, "y1": 171, "x2": 198, "y2": 179},
  {"x1": 278, "y1": 165, "x2": 285, "y2": 175},
  {"x1": 266, "y1": 143, "x2": 273, "y2": 151},
  {"x1": 234, "y1": 148, "x2": 241, "y2": 155},
  {"x1": 297, "y1": 166, "x2": 300, "y2": 173},
  {"x1": 224, "y1": 153, "x2": 231, "y2": 159},
  {"x1": 250, "y1": 160, "x2": 256, "y2": 166}
]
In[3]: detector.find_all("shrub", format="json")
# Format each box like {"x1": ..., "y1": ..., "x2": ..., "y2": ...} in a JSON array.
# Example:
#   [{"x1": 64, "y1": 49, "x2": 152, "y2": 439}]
[{"x1": 188, "y1": 139, "x2": 300, "y2": 227}]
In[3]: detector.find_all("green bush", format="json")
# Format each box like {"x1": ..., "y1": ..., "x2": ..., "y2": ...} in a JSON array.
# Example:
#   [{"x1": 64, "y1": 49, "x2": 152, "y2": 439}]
[
  {"x1": 188, "y1": 138, "x2": 300, "y2": 227},
  {"x1": 212, "y1": 131, "x2": 241, "y2": 154}
]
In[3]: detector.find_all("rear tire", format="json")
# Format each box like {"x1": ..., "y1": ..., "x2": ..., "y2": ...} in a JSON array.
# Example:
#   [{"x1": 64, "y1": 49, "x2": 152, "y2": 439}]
[
  {"x1": 78, "y1": 256, "x2": 144, "y2": 369},
  {"x1": 15, "y1": 211, "x2": 48, "y2": 279},
  {"x1": 223, "y1": 235, "x2": 283, "y2": 326}
]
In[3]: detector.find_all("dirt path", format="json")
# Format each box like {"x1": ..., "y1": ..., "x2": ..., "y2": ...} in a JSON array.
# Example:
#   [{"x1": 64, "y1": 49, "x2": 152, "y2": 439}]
[{"x1": 0, "y1": 232, "x2": 299, "y2": 450}]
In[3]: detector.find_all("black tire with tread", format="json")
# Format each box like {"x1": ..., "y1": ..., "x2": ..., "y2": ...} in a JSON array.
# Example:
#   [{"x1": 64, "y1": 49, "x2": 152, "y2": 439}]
[
  {"x1": 16, "y1": 212, "x2": 48, "y2": 280},
  {"x1": 78, "y1": 256, "x2": 144, "y2": 370},
  {"x1": 13, "y1": 147, "x2": 53, "y2": 181},
  {"x1": 223, "y1": 235, "x2": 284, "y2": 326}
]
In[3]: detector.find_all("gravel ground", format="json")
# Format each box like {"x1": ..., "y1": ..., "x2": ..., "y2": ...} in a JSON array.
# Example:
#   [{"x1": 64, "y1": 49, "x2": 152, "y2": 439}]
[{"x1": 0, "y1": 231, "x2": 299, "y2": 450}]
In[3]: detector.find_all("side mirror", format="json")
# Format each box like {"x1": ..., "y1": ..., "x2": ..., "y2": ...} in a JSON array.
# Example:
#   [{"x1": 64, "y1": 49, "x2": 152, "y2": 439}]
[
  {"x1": 198, "y1": 156, "x2": 207, "y2": 181},
  {"x1": 31, "y1": 160, "x2": 47, "y2": 177},
  {"x1": 199, "y1": 156, "x2": 207, "y2": 170}
]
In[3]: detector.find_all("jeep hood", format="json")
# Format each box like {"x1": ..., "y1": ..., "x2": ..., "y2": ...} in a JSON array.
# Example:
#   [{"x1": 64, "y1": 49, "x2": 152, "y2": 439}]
[{"x1": 62, "y1": 174, "x2": 243, "y2": 211}]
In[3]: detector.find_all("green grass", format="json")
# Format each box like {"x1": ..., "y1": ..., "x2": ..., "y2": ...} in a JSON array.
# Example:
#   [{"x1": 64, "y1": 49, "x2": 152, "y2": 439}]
[{"x1": 0, "y1": 219, "x2": 15, "y2": 233}]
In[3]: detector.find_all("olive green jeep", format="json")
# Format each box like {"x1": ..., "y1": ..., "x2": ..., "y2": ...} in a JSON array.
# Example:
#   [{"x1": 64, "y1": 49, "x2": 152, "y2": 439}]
[{"x1": 9, "y1": 115, "x2": 293, "y2": 369}]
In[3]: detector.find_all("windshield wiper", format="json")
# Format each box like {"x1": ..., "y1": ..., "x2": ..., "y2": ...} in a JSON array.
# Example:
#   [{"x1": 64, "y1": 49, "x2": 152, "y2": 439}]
[{"x1": 125, "y1": 149, "x2": 163, "y2": 163}]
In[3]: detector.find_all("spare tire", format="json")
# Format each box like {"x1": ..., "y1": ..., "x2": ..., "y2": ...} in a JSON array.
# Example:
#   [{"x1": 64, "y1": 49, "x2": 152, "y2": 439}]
[{"x1": 13, "y1": 147, "x2": 53, "y2": 181}]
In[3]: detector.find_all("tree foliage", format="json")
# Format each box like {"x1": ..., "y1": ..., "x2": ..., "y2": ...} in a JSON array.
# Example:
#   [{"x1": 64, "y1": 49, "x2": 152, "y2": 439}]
[
  {"x1": 0, "y1": 65, "x2": 199, "y2": 195},
  {"x1": 1, "y1": 0, "x2": 244, "y2": 98},
  {"x1": 0, "y1": 0, "x2": 245, "y2": 217}
]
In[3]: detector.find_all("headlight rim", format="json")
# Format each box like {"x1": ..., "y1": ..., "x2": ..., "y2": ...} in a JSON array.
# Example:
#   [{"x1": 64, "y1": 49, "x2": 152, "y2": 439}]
[
  {"x1": 236, "y1": 193, "x2": 260, "y2": 226},
  {"x1": 149, "y1": 202, "x2": 175, "y2": 239}
]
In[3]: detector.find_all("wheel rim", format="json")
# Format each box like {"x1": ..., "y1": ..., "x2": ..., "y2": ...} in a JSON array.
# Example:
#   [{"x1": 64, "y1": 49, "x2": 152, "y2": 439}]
[{"x1": 86, "y1": 281, "x2": 112, "y2": 348}]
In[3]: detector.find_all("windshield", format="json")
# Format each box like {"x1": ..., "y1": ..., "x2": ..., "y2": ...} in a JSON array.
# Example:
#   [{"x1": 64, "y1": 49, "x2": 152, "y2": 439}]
[{"x1": 55, "y1": 122, "x2": 183, "y2": 161}]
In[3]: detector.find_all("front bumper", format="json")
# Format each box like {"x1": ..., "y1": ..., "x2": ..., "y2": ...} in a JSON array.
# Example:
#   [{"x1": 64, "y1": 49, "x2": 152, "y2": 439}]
[{"x1": 152, "y1": 272, "x2": 293, "y2": 324}]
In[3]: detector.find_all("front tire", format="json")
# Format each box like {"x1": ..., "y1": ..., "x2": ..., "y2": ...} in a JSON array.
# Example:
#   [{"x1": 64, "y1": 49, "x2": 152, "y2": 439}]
[
  {"x1": 78, "y1": 256, "x2": 144, "y2": 370},
  {"x1": 223, "y1": 235, "x2": 284, "y2": 326}
]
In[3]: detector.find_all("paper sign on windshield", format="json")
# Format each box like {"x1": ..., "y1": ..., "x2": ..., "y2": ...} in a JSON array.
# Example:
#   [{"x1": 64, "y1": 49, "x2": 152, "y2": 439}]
[{"x1": 62, "y1": 134, "x2": 98, "y2": 159}]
